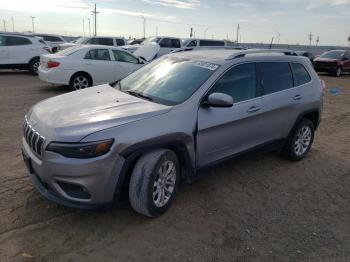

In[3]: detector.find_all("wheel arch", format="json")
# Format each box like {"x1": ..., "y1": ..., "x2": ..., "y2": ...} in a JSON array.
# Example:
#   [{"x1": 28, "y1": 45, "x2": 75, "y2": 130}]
[
  {"x1": 291, "y1": 109, "x2": 320, "y2": 136},
  {"x1": 28, "y1": 56, "x2": 40, "y2": 65}
]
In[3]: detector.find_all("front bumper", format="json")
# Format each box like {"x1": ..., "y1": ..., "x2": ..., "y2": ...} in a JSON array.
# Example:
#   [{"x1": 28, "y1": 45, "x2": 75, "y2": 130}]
[{"x1": 22, "y1": 137, "x2": 125, "y2": 209}]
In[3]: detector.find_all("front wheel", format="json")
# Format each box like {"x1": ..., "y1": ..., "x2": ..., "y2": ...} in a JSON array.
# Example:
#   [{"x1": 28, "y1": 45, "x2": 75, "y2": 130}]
[
  {"x1": 129, "y1": 149, "x2": 180, "y2": 217},
  {"x1": 282, "y1": 118, "x2": 315, "y2": 161},
  {"x1": 333, "y1": 67, "x2": 342, "y2": 77}
]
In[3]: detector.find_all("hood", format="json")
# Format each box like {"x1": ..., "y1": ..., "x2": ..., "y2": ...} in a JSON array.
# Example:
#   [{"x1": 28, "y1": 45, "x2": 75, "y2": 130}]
[
  {"x1": 28, "y1": 85, "x2": 171, "y2": 142},
  {"x1": 133, "y1": 43, "x2": 160, "y2": 62}
]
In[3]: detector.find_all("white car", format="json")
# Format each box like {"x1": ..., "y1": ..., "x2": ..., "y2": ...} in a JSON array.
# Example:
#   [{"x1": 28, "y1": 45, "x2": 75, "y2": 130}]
[
  {"x1": 58, "y1": 36, "x2": 127, "y2": 51},
  {"x1": 122, "y1": 36, "x2": 181, "y2": 57},
  {"x1": 32, "y1": 34, "x2": 67, "y2": 53},
  {"x1": 0, "y1": 32, "x2": 51, "y2": 74},
  {"x1": 38, "y1": 44, "x2": 159, "y2": 90},
  {"x1": 182, "y1": 38, "x2": 226, "y2": 48}
]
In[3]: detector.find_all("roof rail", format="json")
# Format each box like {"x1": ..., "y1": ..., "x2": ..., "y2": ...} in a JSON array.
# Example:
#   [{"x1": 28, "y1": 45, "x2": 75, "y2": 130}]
[{"x1": 226, "y1": 49, "x2": 298, "y2": 60}]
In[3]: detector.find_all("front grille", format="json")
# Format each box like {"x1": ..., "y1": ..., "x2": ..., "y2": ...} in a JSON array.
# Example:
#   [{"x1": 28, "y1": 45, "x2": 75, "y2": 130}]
[{"x1": 23, "y1": 116, "x2": 46, "y2": 156}]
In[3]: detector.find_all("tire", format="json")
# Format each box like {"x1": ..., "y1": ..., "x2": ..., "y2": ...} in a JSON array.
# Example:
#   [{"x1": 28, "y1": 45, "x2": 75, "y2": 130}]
[
  {"x1": 29, "y1": 58, "x2": 40, "y2": 75},
  {"x1": 282, "y1": 118, "x2": 315, "y2": 161},
  {"x1": 333, "y1": 67, "x2": 342, "y2": 77},
  {"x1": 69, "y1": 73, "x2": 92, "y2": 91},
  {"x1": 129, "y1": 149, "x2": 180, "y2": 217}
]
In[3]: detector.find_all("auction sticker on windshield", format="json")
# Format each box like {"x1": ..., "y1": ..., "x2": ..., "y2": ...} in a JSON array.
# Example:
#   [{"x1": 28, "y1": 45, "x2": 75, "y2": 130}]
[{"x1": 194, "y1": 61, "x2": 219, "y2": 71}]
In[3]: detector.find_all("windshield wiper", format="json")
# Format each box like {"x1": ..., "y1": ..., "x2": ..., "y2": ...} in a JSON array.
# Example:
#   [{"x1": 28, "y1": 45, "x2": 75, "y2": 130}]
[{"x1": 125, "y1": 90, "x2": 153, "y2": 101}]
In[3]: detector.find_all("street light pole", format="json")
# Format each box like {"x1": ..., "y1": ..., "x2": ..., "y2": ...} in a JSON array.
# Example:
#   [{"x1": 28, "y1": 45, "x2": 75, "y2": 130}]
[
  {"x1": 140, "y1": 15, "x2": 146, "y2": 38},
  {"x1": 2, "y1": 19, "x2": 6, "y2": 32},
  {"x1": 88, "y1": 18, "x2": 91, "y2": 37},
  {"x1": 30, "y1": 16, "x2": 35, "y2": 33}
]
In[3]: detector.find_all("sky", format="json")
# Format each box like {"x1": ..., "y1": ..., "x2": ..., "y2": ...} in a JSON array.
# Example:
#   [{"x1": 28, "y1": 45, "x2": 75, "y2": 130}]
[{"x1": 0, "y1": 0, "x2": 349, "y2": 46}]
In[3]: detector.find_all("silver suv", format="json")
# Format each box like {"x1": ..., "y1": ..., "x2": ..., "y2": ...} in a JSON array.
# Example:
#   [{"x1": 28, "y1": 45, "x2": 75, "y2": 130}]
[{"x1": 22, "y1": 49, "x2": 324, "y2": 217}]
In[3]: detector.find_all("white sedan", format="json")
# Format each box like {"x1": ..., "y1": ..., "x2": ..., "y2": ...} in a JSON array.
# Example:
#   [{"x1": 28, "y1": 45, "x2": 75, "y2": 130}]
[{"x1": 38, "y1": 45, "x2": 156, "y2": 90}]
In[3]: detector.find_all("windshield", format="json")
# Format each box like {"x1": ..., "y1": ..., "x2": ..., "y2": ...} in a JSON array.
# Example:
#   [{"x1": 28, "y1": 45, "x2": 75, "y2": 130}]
[
  {"x1": 320, "y1": 51, "x2": 344, "y2": 59},
  {"x1": 117, "y1": 56, "x2": 219, "y2": 105},
  {"x1": 74, "y1": 37, "x2": 88, "y2": 44},
  {"x1": 142, "y1": 37, "x2": 160, "y2": 45}
]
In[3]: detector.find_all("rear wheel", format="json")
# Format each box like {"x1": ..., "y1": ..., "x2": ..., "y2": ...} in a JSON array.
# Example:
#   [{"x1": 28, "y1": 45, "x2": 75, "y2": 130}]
[
  {"x1": 69, "y1": 73, "x2": 92, "y2": 91},
  {"x1": 282, "y1": 118, "x2": 315, "y2": 161},
  {"x1": 129, "y1": 149, "x2": 180, "y2": 217},
  {"x1": 29, "y1": 58, "x2": 40, "y2": 75}
]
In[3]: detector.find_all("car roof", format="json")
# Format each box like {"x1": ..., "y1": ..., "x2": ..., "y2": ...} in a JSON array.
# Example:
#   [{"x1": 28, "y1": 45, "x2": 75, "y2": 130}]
[
  {"x1": 168, "y1": 49, "x2": 307, "y2": 66},
  {"x1": 0, "y1": 32, "x2": 37, "y2": 38}
]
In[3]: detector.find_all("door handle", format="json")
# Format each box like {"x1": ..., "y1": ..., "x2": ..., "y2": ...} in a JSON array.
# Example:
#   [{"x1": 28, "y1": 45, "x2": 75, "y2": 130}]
[
  {"x1": 293, "y1": 94, "x2": 303, "y2": 100},
  {"x1": 247, "y1": 106, "x2": 261, "y2": 113}
]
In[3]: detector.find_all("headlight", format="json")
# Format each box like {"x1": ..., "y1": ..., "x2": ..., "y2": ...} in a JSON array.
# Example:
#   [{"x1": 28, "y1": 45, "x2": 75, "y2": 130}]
[{"x1": 47, "y1": 139, "x2": 114, "y2": 158}]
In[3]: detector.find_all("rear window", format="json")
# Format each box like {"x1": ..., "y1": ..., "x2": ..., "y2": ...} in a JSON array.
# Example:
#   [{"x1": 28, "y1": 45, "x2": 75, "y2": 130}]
[
  {"x1": 44, "y1": 35, "x2": 63, "y2": 42},
  {"x1": 291, "y1": 63, "x2": 311, "y2": 86},
  {"x1": 259, "y1": 62, "x2": 293, "y2": 95},
  {"x1": 56, "y1": 46, "x2": 81, "y2": 56},
  {"x1": 87, "y1": 38, "x2": 114, "y2": 46},
  {"x1": 159, "y1": 38, "x2": 180, "y2": 48}
]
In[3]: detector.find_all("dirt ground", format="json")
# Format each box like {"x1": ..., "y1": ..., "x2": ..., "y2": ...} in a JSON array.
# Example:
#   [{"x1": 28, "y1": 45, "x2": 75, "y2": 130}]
[{"x1": 0, "y1": 71, "x2": 349, "y2": 262}]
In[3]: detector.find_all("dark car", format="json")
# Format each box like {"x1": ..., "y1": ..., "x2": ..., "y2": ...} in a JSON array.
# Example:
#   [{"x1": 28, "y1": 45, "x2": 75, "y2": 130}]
[
  {"x1": 296, "y1": 51, "x2": 314, "y2": 62},
  {"x1": 313, "y1": 50, "x2": 350, "y2": 77}
]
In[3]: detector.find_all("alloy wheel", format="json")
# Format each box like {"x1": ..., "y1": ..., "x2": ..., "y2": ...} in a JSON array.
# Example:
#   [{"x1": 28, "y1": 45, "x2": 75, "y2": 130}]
[
  {"x1": 153, "y1": 160, "x2": 176, "y2": 207},
  {"x1": 294, "y1": 126, "x2": 312, "y2": 156}
]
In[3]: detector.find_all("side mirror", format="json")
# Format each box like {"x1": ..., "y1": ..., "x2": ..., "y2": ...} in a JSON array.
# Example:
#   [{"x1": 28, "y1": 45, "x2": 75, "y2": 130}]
[{"x1": 203, "y1": 93, "x2": 233, "y2": 108}]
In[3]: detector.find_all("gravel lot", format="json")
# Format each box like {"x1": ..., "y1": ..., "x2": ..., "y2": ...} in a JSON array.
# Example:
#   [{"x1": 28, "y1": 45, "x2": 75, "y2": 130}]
[{"x1": 0, "y1": 71, "x2": 349, "y2": 261}]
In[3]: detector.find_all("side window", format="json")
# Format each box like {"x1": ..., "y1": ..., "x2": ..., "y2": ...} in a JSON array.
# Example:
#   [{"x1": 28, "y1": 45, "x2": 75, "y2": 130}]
[
  {"x1": 200, "y1": 40, "x2": 225, "y2": 47},
  {"x1": 98, "y1": 38, "x2": 114, "y2": 46},
  {"x1": 209, "y1": 63, "x2": 257, "y2": 103},
  {"x1": 291, "y1": 63, "x2": 311, "y2": 86},
  {"x1": 84, "y1": 49, "x2": 111, "y2": 60},
  {"x1": 344, "y1": 51, "x2": 350, "y2": 59},
  {"x1": 187, "y1": 40, "x2": 197, "y2": 47},
  {"x1": 159, "y1": 38, "x2": 173, "y2": 48},
  {"x1": 6, "y1": 36, "x2": 31, "y2": 46},
  {"x1": 86, "y1": 38, "x2": 98, "y2": 44},
  {"x1": 115, "y1": 39, "x2": 125, "y2": 46},
  {"x1": 112, "y1": 50, "x2": 138, "y2": 64},
  {"x1": 259, "y1": 62, "x2": 293, "y2": 95},
  {"x1": 172, "y1": 39, "x2": 181, "y2": 48},
  {"x1": 0, "y1": 36, "x2": 6, "y2": 46}
]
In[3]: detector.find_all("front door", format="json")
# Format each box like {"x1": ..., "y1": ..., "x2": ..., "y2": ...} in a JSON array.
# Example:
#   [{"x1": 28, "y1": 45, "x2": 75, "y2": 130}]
[{"x1": 196, "y1": 63, "x2": 265, "y2": 168}]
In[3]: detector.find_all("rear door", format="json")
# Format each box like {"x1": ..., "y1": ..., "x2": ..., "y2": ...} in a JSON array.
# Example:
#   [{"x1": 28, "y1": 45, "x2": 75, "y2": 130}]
[
  {"x1": 5, "y1": 36, "x2": 33, "y2": 64},
  {"x1": 196, "y1": 62, "x2": 265, "y2": 167},
  {"x1": 82, "y1": 48, "x2": 115, "y2": 84},
  {"x1": 0, "y1": 35, "x2": 9, "y2": 64},
  {"x1": 111, "y1": 49, "x2": 143, "y2": 81},
  {"x1": 257, "y1": 62, "x2": 301, "y2": 142}
]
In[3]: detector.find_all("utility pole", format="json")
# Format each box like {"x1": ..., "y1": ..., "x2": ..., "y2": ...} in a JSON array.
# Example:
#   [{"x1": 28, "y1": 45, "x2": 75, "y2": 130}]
[
  {"x1": 156, "y1": 26, "x2": 158, "y2": 36},
  {"x1": 236, "y1": 24, "x2": 240, "y2": 43},
  {"x1": 2, "y1": 19, "x2": 6, "y2": 32},
  {"x1": 91, "y1": 4, "x2": 99, "y2": 36},
  {"x1": 88, "y1": 18, "x2": 91, "y2": 37},
  {"x1": 140, "y1": 15, "x2": 146, "y2": 38},
  {"x1": 190, "y1": 27, "x2": 193, "y2": 38},
  {"x1": 11, "y1": 17, "x2": 14, "y2": 32},
  {"x1": 269, "y1": 36, "x2": 274, "y2": 49},
  {"x1": 277, "y1": 32, "x2": 281, "y2": 44},
  {"x1": 83, "y1": 19, "x2": 85, "y2": 37},
  {"x1": 204, "y1": 27, "x2": 209, "y2": 38},
  {"x1": 316, "y1": 36, "x2": 319, "y2": 46},
  {"x1": 308, "y1": 32, "x2": 313, "y2": 46},
  {"x1": 30, "y1": 16, "x2": 35, "y2": 32}
]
